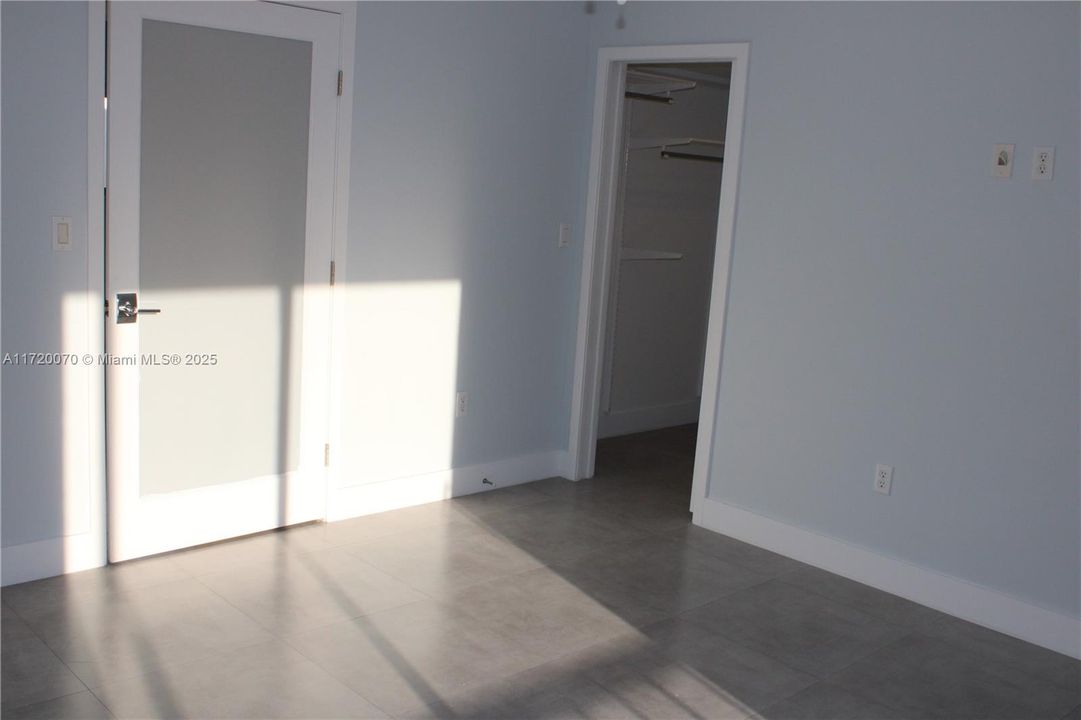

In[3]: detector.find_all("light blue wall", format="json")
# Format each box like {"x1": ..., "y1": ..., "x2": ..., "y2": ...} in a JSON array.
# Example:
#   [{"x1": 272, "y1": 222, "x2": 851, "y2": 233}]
[
  {"x1": 341, "y1": 1, "x2": 590, "y2": 474},
  {"x1": 1, "y1": 1, "x2": 89, "y2": 547},
  {"x1": 589, "y1": 2, "x2": 1080, "y2": 617}
]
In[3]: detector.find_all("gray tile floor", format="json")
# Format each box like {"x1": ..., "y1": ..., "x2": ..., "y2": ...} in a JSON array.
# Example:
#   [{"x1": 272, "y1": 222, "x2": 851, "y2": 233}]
[{"x1": 3, "y1": 425, "x2": 1079, "y2": 719}]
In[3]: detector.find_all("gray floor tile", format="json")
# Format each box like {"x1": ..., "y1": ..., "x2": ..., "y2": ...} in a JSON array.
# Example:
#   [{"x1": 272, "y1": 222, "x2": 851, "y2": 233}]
[
  {"x1": 666, "y1": 526, "x2": 807, "y2": 578},
  {"x1": 778, "y1": 565, "x2": 949, "y2": 632},
  {"x1": 166, "y1": 524, "x2": 336, "y2": 577},
  {"x1": 3, "y1": 690, "x2": 114, "y2": 720},
  {"x1": 344, "y1": 520, "x2": 544, "y2": 599},
  {"x1": 1, "y1": 605, "x2": 86, "y2": 712},
  {"x1": 288, "y1": 599, "x2": 546, "y2": 716},
  {"x1": 549, "y1": 633, "x2": 767, "y2": 720},
  {"x1": 390, "y1": 634, "x2": 649, "y2": 720},
  {"x1": 756, "y1": 681, "x2": 908, "y2": 720},
  {"x1": 927, "y1": 613, "x2": 1081, "y2": 695},
  {"x1": 450, "y1": 484, "x2": 554, "y2": 519},
  {"x1": 553, "y1": 536, "x2": 773, "y2": 624},
  {"x1": 393, "y1": 686, "x2": 522, "y2": 720},
  {"x1": 2, "y1": 553, "x2": 190, "y2": 619},
  {"x1": 471, "y1": 500, "x2": 652, "y2": 566},
  {"x1": 1061, "y1": 705, "x2": 1081, "y2": 720},
  {"x1": 830, "y1": 633, "x2": 1079, "y2": 720},
  {"x1": 679, "y1": 579, "x2": 910, "y2": 677},
  {"x1": 92, "y1": 639, "x2": 386, "y2": 719},
  {"x1": 528, "y1": 477, "x2": 593, "y2": 500},
  {"x1": 16, "y1": 578, "x2": 273, "y2": 689},
  {"x1": 196, "y1": 547, "x2": 427, "y2": 636},
  {"x1": 319, "y1": 503, "x2": 482, "y2": 548},
  {"x1": 446, "y1": 568, "x2": 640, "y2": 662},
  {"x1": 601, "y1": 491, "x2": 695, "y2": 535},
  {"x1": 639, "y1": 617, "x2": 817, "y2": 713}
]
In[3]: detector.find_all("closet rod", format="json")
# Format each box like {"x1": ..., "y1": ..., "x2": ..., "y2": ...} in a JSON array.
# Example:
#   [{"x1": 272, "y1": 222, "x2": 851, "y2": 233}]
[
  {"x1": 624, "y1": 91, "x2": 673, "y2": 104},
  {"x1": 660, "y1": 150, "x2": 724, "y2": 163}
]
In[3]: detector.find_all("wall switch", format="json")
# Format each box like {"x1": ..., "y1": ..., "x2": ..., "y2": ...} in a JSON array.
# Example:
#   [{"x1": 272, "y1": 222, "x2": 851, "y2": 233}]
[
  {"x1": 874, "y1": 464, "x2": 893, "y2": 495},
  {"x1": 51, "y1": 216, "x2": 72, "y2": 251},
  {"x1": 558, "y1": 223, "x2": 571, "y2": 248},
  {"x1": 991, "y1": 144, "x2": 1014, "y2": 178},
  {"x1": 1032, "y1": 146, "x2": 1054, "y2": 180},
  {"x1": 455, "y1": 392, "x2": 467, "y2": 418}
]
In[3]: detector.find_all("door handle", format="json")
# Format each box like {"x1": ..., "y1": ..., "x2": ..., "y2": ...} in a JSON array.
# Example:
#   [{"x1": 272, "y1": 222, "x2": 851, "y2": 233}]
[{"x1": 116, "y1": 292, "x2": 161, "y2": 323}]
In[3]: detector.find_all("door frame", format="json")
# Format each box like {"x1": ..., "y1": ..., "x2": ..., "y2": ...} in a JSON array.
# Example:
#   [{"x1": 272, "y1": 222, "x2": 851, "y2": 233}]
[
  {"x1": 566, "y1": 43, "x2": 749, "y2": 515},
  {"x1": 89, "y1": 0, "x2": 356, "y2": 563}
]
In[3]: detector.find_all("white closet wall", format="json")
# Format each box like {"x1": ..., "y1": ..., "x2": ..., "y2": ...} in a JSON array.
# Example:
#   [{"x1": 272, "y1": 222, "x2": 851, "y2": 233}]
[{"x1": 599, "y1": 68, "x2": 729, "y2": 438}]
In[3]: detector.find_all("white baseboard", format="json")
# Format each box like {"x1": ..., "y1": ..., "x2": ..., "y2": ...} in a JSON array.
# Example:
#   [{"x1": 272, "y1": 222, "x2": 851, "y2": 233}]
[
  {"x1": 326, "y1": 450, "x2": 570, "y2": 522},
  {"x1": 693, "y1": 497, "x2": 1081, "y2": 660},
  {"x1": 2, "y1": 530, "x2": 106, "y2": 586},
  {"x1": 2, "y1": 451, "x2": 572, "y2": 585},
  {"x1": 598, "y1": 399, "x2": 701, "y2": 439}
]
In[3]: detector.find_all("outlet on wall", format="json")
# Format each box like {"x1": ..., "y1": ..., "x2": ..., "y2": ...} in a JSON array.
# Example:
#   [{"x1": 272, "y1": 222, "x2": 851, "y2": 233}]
[
  {"x1": 874, "y1": 464, "x2": 893, "y2": 495},
  {"x1": 455, "y1": 391, "x2": 467, "y2": 418},
  {"x1": 1032, "y1": 146, "x2": 1054, "y2": 180}
]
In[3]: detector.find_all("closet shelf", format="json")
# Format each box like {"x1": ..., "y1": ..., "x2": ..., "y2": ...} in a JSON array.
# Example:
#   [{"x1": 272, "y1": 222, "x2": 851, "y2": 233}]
[
  {"x1": 629, "y1": 137, "x2": 725, "y2": 160},
  {"x1": 625, "y1": 69, "x2": 697, "y2": 100},
  {"x1": 621, "y1": 248, "x2": 684, "y2": 262}
]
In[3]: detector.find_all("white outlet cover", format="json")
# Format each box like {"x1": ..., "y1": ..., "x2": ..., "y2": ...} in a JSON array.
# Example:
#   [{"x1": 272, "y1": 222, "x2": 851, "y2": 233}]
[
  {"x1": 874, "y1": 464, "x2": 893, "y2": 495},
  {"x1": 992, "y1": 144, "x2": 1014, "y2": 178},
  {"x1": 1031, "y1": 146, "x2": 1054, "y2": 180},
  {"x1": 455, "y1": 391, "x2": 467, "y2": 418}
]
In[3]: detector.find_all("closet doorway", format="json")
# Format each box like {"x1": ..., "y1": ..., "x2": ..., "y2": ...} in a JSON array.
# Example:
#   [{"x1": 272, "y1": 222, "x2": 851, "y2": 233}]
[
  {"x1": 599, "y1": 62, "x2": 730, "y2": 441},
  {"x1": 568, "y1": 45, "x2": 749, "y2": 519}
]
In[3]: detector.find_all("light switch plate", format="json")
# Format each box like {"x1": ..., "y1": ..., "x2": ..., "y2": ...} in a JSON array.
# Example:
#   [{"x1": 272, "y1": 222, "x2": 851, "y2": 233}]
[
  {"x1": 51, "y1": 216, "x2": 72, "y2": 251},
  {"x1": 991, "y1": 144, "x2": 1014, "y2": 178},
  {"x1": 558, "y1": 223, "x2": 571, "y2": 248}
]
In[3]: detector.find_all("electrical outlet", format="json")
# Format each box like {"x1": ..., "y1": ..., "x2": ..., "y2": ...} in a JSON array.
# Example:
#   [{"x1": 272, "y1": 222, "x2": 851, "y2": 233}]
[
  {"x1": 455, "y1": 391, "x2": 467, "y2": 418},
  {"x1": 874, "y1": 464, "x2": 893, "y2": 495},
  {"x1": 1032, "y1": 146, "x2": 1054, "y2": 180},
  {"x1": 991, "y1": 144, "x2": 1014, "y2": 178},
  {"x1": 558, "y1": 223, "x2": 571, "y2": 248}
]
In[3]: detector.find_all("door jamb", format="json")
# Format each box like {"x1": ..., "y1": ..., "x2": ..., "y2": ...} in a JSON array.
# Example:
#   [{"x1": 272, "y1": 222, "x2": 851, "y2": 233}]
[
  {"x1": 275, "y1": 1, "x2": 357, "y2": 519},
  {"x1": 566, "y1": 43, "x2": 750, "y2": 515}
]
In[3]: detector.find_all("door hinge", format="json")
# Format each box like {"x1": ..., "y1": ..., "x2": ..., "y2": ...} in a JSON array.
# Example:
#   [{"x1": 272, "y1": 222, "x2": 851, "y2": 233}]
[
  {"x1": 104, "y1": 297, "x2": 110, "y2": 318},
  {"x1": 324, "y1": 443, "x2": 331, "y2": 467},
  {"x1": 336, "y1": 70, "x2": 343, "y2": 97},
  {"x1": 329, "y1": 260, "x2": 336, "y2": 286}
]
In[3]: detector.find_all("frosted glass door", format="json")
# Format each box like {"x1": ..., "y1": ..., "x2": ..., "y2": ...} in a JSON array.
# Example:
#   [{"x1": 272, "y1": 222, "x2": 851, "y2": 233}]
[
  {"x1": 139, "y1": 20, "x2": 310, "y2": 494},
  {"x1": 107, "y1": 2, "x2": 340, "y2": 561}
]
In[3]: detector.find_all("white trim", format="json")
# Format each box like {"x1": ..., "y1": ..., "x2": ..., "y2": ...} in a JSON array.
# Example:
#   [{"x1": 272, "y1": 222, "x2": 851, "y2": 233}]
[
  {"x1": 274, "y1": 0, "x2": 357, "y2": 532},
  {"x1": 83, "y1": 0, "x2": 108, "y2": 574},
  {"x1": 326, "y1": 451, "x2": 568, "y2": 522},
  {"x1": 597, "y1": 399, "x2": 701, "y2": 439},
  {"x1": 568, "y1": 43, "x2": 750, "y2": 520},
  {"x1": 693, "y1": 497, "x2": 1081, "y2": 660},
  {"x1": 2, "y1": 532, "x2": 106, "y2": 587}
]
